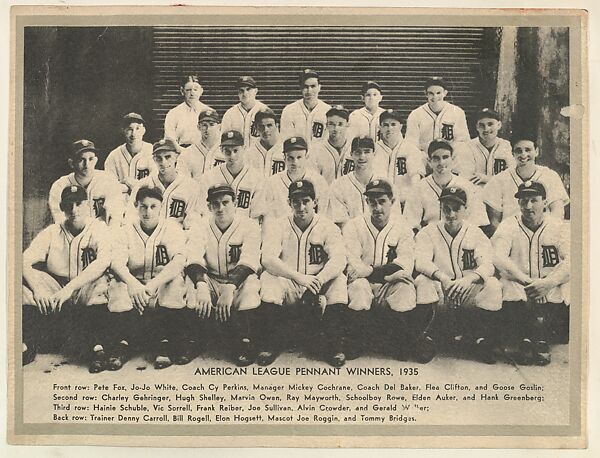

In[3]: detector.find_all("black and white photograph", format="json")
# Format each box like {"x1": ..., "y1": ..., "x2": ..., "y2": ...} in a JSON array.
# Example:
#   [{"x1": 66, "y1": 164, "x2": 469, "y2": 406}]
[{"x1": 7, "y1": 5, "x2": 587, "y2": 449}]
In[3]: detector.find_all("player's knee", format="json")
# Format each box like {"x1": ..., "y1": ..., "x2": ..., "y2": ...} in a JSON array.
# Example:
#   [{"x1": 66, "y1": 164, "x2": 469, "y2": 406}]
[
  {"x1": 476, "y1": 277, "x2": 503, "y2": 311},
  {"x1": 348, "y1": 279, "x2": 373, "y2": 311},
  {"x1": 385, "y1": 282, "x2": 417, "y2": 312}
]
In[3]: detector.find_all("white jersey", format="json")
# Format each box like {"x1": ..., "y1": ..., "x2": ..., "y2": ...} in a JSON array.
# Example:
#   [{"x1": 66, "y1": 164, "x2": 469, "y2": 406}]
[
  {"x1": 453, "y1": 137, "x2": 514, "y2": 182},
  {"x1": 104, "y1": 142, "x2": 156, "y2": 186},
  {"x1": 221, "y1": 101, "x2": 268, "y2": 146},
  {"x1": 492, "y1": 215, "x2": 570, "y2": 303},
  {"x1": 280, "y1": 99, "x2": 332, "y2": 145},
  {"x1": 405, "y1": 102, "x2": 470, "y2": 152},
  {"x1": 246, "y1": 140, "x2": 286, "y2": 177},
  {"x1": 49, "y1": 171, "x2": 124, "y2": 225},
  {"x1": 177, "y1": 141, "x2": 221, "y2": 180},
  {"x1": 482, "y1": 165, "x2": 569, "y2": 219},
  {"x1": 307, "y1": 139, "x2": 352, "y2": 184},
  {"x1": 348, "y1": 107, "x2": 385, "y2": 142},
  {"x1": 200, "y1": 163, "x2": 264, "y2": 219},
  {"x1": 403, "y1": 175, "x2": 489, "y2": 230},
  {"x1": 164, "y1": 101, "x2": 211, "y2": 146},
  {"x1": 374, "y1": 139, "x2": 425, "y2": 204}
]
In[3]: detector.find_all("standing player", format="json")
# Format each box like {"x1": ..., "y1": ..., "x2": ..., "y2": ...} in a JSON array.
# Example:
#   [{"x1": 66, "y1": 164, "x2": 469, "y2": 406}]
[
  {"x1": 492, "y1": 181, "x2": 570, "y2": 365},
  {"x1": 414, "y1": 186, "x2": 503, "y2": 364},
  {"x1": 177, "y1": 108, "x2": 222, "y2": 180},
  {"x1": 342, "y1": 179, "x2": 417, "y2": 360},
  {"x1": 280, "y1": 69, "x2": 332, "y2": 145},
  {"x1": 164, "y1": 75, "x2": 212, "y2": 147},
  {"x1": 185, "y1": 184, "x2": 262, "y2": 366},
  {"x1": 348, "y1": 81, "x2": 385, "y2": 142},
  {"x1": 403, "y1": 140, "x2": 488, "y2": 232},
  {"x1": 405, "y1": 76, "x2": 470, "y2": 156},
  {"x1": 483, "y1": 133, "x2": 569, "y2": 233},
  {"x1": 453, "y1": 108, "x2": 514, "y2": 186},
  {"x1": 221, "y1": 76, "x2": 269, "y2": 147},
  {"x1": 200, "y1": 130, "x2": 264, "y2": 220},
  {"x1": 257, "y1": 180, "x2": 348, "y2": 367},
  {"x1": 104, "y1": 112, "x2": 156, "y2": 196},
  {"x1": 245, "y1": 108, "x2": 285, "y2": 177},
  {"x1": 49, "y1": 140, "x2": 124, "y2": 226}
]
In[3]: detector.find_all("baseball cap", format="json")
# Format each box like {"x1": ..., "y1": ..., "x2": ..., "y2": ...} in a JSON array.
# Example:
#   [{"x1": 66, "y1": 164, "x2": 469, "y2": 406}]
[
  {"x1": 351, "y1": 135, "x2": 375, "y2": 152},
  {"x1": 288, "y1": 179, "x2": 316, "y2": 200},
  {"x1": 300, "y1": 68, "x2": 320, "y2": 84},
  {"x1": 424, "y1": 76, "x2": 448, "y2": 91},
  {"x1": 362, "y1": 81, "x2": 382, "y2": 94},
  {"x1": 283, "y1": 136, "x2": 308, "y2": 154},
  {"x1": 439, "y1": 186, "x2": 467, "y2": 206},
  {"x1": 379, "y1": 108, "x2": 403, "y2": 124},
  {"x1": 514, "y1": 180, "x2": 546, "y2": 199},
  {"x1": 326, "y1": 105, "x2": 349, "y2": 121},
  {"x1": 207, "y1": 183, "x2": 236, "y2": 202},
  {"x1": 237, "y1": 76, "x2": 257, "y2": 89},
  {"x1": 254, "y1": 108, "x2": 278, "y2": 124},
  {"x1": 121, "y1": 112, "x2": 145, "y2": 127},
  {"x1": 427, "y1": 139, "x2": 454, "y2": 156},
  {"x1": 221, "y1": 130, "x2": 244, "y2": 147},
  {"x1": 474, "y1": 108, "x2": 501, "y2": 123},
  {"x1": 153, "y1": 138, "x2": 179, "y2": 155},
  {"x1": 60, "y1": 185, "x2": 88, "y2": 204},
  {"x1": 70, "y1": 139, "x2": 98, "y2": 159},
  {"x1": 199, "y1": 108, "x2": 221, "y2": 123},
  {"x1": 364, "y1": 179, "x2": 393, "y2": 197}
]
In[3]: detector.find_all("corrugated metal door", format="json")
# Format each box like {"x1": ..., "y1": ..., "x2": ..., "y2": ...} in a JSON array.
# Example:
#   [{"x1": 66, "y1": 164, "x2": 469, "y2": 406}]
[{"x1": 151, "y1": 26, "x2": 488, "y2": 139}]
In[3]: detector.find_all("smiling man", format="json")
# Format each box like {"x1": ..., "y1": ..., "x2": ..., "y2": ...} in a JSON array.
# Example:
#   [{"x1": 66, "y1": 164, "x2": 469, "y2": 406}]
[{"x1": 245, "y1": 108, "x2": 285, "y2": 177}]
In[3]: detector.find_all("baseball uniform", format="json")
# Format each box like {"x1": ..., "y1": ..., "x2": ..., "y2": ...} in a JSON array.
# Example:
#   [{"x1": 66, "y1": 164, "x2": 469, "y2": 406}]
[
  {"x1": 177, "y1": 141, "x2": 221, "y2": 180},
  {"x1": 307, "y1": 138, "x2": 352, "y2": 184},
  {"x1": 104, "y1": 141, "x2": 156, "y2": 187},
  {"x1": 403, "y1": 175, "x2": 489, "y2": 230},
  {"x1": 280, "y1": 99, "x2": 332, "y2": 145},
  {"x1": 164, "y1": 101, "x2": 211, "y2": 146},
  {"x1": 221, "y1": 101, "x2": 269, "y2": 147},
  {"x1": 453, "y1": 137, "x2": 515, "y2": 183},
  {"x1": 348, "y1": 107, "x2": 386, "y2": 142},
  {"x1": 483, "y1": 166, "x2": 569, "y2": 220},
  {"x1": 405, "y1": 102, "x2": 470, "y2": 153},
  {"x1": 246, "y1": 140, "x2": 286, "y2": 177}
]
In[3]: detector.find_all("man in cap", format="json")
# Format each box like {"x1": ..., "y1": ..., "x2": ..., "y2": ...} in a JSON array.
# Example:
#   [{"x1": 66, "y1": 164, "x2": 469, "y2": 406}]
[
  {"x1": 49, "y1": 139, "x2": 124, "y2": 226},
  {"x1": 221, "y1": 76, "x2": 269, "y2": 147},
  {"x1": 342, "y1": 178, "x2": 417, "y2": 360},
  {"x1": 492, "y1": 181, "x2": 570, "y2": 365},
  {"x1": 258, "y1": 179, "x2": 348, "y2": 367},
  {"x1": 185, "y1": 183, "x2": 262, "y2": 366},
  {"x1": 178, "y1": 108, "x2": 223, "y2": 180},
  {"x1": 104, "y1": 112, "x2": 157, "y2": 196},
  {"x1": 200, "y1": 130, "x2": 264, "y2": 220},
  {"x1": 414, "y1": 185, "x2": 503, "y2": 364},
  {"x1": 348, "y1": 81, "x2": 386, "y2": 142},
  {"x1": 245, "y1": 108, "x2": 286, "y2": 177},
  {"x1": 280, "y1": 69, "x2": 332, "y2": 145}
]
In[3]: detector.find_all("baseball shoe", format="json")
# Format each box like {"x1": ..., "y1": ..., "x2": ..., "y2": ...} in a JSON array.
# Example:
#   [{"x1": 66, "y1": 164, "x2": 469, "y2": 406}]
[
  {"x1": 256, "y1": 350, "x2": 279, "y2": 366},
  {"x1": 89, "y1": 348, "x2": 109, "y2": 374},
  {"x1": 234, "y1": 338, "x2": 255, "y2": 367},
  {"x1": 414, "y1": 335, "x2": 436, "y2": 364},
  {"x1": 514, "y1": 339, "x2": 550, "y2": 366},
  {"x1": 328, "y1": 352, "x2": 346, "y2": 368},
  {"x1": 22, "y1": 342, "x2": 37, "y2": 366},
  {"x1": 172, "y1": 341, "x2": 198, "y2": 366},
  {"x1": 106, "y1": 343, "x2": 129, "y2": 371},
  {"x1": 154, "y1": 340, "x2": 173, "y2": 369},
  {"x1": 473, "y1": 338, "x2": 496, "y2": 365}
]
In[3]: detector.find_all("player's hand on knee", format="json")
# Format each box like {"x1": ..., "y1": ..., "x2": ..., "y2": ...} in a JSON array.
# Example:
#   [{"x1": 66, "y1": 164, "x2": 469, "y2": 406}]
[
  {"x1": 295, "y1": 274, "x2": 320, "y2": 295},
  {"x1": 33, "y1": 290, "x2": 53, "y2": 315},
  {"x1": 50, "y1": 287, "x2": 73, "y2": 313},
  {"x1": 144, "y1": 280, "x2": 159, "y2": 305},
  {"x1": 216, "y1": 285, "x2": 235, "y2": 322},
  {"x1": 384, "y1": 269, "x2": 413, "y2": 284},
  {"x1": 128, "y1": 280, "x2": 149, "y2": 313},
  {"x1": 193, "y1": 284, "x2": 213, "y2": 319},
  {"x1": 525, "y1": 278, "x2": 553, "y2": 300}
]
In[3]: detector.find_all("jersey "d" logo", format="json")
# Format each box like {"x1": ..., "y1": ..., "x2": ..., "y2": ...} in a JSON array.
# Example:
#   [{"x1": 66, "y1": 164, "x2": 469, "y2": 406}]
[
  {"x1": 81, "y1": 247, "x2": 97, "y2": 269},
  {"x1": 169, "y1": 198, "x2": 186, "y2": 218},
  {"x1": 441, "y1": 123, "x2": 455, "y2": 141},
  {"x1": 395, "y1": 157, "x2": 407, "y2": 176},
  {"x1": 308, "y1": 243, "x2": 327, "y2": 265},
  {"x1": 342, "y1": 158, "x2": 355, "y2": 175},
  {"x1": 136, "y1": 168, "x2": 150, "y2": 180},
  {"x1": 155, "y1": 245, "x2": 170, "y2": 267},
  {"x1": 542, "y1": 245, "x2": 560, "y2": 268},
  {"x1": 236, "y1": 190, "x2": 252, "y2": 209},
  {"x1": 493, "y1": 158, "x2": 507, "y2": 175},
  {"x1": 461, "y1": 249, "x2": 476, "y2": 270},
  {"x1": 312, "y1": 122, "x2": 324, "y2": 139}
]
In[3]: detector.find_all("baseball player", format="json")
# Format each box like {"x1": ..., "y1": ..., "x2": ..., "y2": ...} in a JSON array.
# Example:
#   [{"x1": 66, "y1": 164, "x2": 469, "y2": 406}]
[
  {"x1": 328, "y1": 136, "x2": 394, "y2": 227},
  {"x1": 453, "y1": 108, "x2": 514, "y2": 186},
  {"x1": 221, "y1": 76, "x2": 269, "y2": 146},
  {"x1": 414, "y1": 186, "x2": 503, "y2": 364},
  {"x1": 257, "y1": 179, "x2": 348, "y2": 367},
  {"x1": 483, "y1": 133, "x2": 569, "y2": 233},
  {"x1": 348, "y1": 81, "x2": 385, "y2": 142},
  {"x1": 280, "y1": 69, "x2": 332, "y2": 145},
  {"x1": 342, "y1": 179, "x2": 417, "y2": 360},
  {"x1": 405, "y1": 76, "x2": 470, "y2": 155},
  {"x1": 164, "y1": 75, "x2": 212, "y2": 147},
  {"x1": 492, "y1": 181, "x2": 570, "y2": 365},
  {"x1": 185, "y1": 184, "x2": 262, "y2": 366},
  {"x1": 374, "y1": 109, "x2": 426, "y2": 208},
  {"x1": 177, "y1": 108, "x2": 222, "y2": 180},
  {"x1": 104, "y1": 112, "x2": 156, "y2": 196},
  {"x1": 22, "y1": 185, "x2": 121, "y2": 372},
  {"x1": 254, "y1": 136, "x2": 330, "y2": 220},
  {"x1": 245, "y1": 108, "x2": 286, "y2": 177},
  {"x1": 128, "y1": 139, "x2": 204, "y2": 229},
  {"x1": 110, "y1": 186, "x2": 190, "y2": 369},
  {"x1": 403, "y1": 140, "x2": 489, "y2": 232},
  {"x1": 199, "y1": 130, "x2": 264, "y2": 220},
  {"x1": 49, "y1": 140, "x2": 124, "y2": 226}
]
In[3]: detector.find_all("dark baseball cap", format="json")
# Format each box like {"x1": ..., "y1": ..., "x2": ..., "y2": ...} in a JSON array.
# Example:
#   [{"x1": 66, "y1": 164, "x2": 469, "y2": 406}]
[
  {"x1": 237, "y1": 76, "x2": 257, "y2": 89},
  {"x1": 254, "y1": 108, "x2": 278, "y2": 124},
  {"x1": 379, "y1": 108, "x2": 403, "y2": 124},
  {"x1": 121, "y1": 112, "x2": 145, "y2": 127},
  {"x1": 514, "y1": 180, "x2": 546, "y2": 199},
  {"x1": 300, "y1": 68, "x2": 320, "y2": 84},
  {"x1": 60, "y1": 185, "x2": 88, "y2": 204},
  {"x1": 326, "y1": 105, "x2": 349, "y2": 121},
  {"x1": 283, "y1": 136, "x2": 308, "y2": 154},
  {"x1": 427, "y1": 139, "x2": 454, "y2": 156},
  {"x1": 207, "y1": 183, "x2": 236, "y2": 202},
  {"x1": 364, "y1": 179, "x2": 393, "y2": 197},
  {"x1": 351, "y1": 135, "x2": 375, "y2": 152},
  {"x1": 474, "y1": 108, "x2": 501, "y2": 123},
  {"x1": 288, "y1": 179, "x2": 316, "y2": 200},
  {"x1": 220, "y1": 130, "x2": 244, "y2": 147},
  {"x1": 439, "y1": 186, "x2": 467, "y2": 206},
  {"x1": 70, "y1": 139, "x2": 98, "y2": 159},
  {"x1": 362, "y1": 81, "x2": 382, "y2": 94},
  {"x1": 153, "y1": 138, "x2": 179, "y2": 155},
  {"x1": 199, "y1": 108, "x2": 221, "y2": 123},
  {"x1": 424, "y1": 76, "x2": 448, "y2": 91}
]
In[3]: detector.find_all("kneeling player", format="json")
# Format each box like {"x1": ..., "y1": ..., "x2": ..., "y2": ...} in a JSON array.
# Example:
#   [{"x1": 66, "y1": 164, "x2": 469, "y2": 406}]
[
  {"x1": 414, "y1": 186, "x2": 502, "y2": 364},
  {"x1": 492, "y1": 181, "x2": 570, "y2": 366},
  {"x1": 258, "y1": 180, "x2": 348, "y2": 367},
  {"x1": 342, "y1": 179, "x2": 417, "y2": 360},
  {"x1": 185, "y1": 184, "x2": 262, "y2": 366}
]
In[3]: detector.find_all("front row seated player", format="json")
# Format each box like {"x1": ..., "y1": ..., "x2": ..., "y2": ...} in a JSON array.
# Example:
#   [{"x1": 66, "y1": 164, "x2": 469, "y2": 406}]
[
  {"x1": 492, "y1": 181, "x2": 570, "y2": 366},
  {"x1": 22, "y1": 185, "x2": 132, "y2": 373},
  {"x1": 414, "y1": 186, "x2": 503, "y2": 364},
  {"x1": 257, "y1": 179, "x2": 349, "y2": 367}
]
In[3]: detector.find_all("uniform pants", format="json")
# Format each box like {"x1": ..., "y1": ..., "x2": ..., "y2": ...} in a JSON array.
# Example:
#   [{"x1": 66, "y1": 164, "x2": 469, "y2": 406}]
[
  {"x1": 143, "y1": 307, "x2": 197, "y2": 353},
  {"x1": 83, "y1": 304, "x2": 136, "y2": 355},
  {"x1": 502, "y1": 301, "x2": 567, "y2": 345}
]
